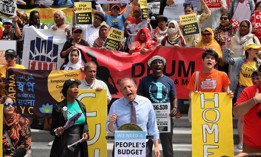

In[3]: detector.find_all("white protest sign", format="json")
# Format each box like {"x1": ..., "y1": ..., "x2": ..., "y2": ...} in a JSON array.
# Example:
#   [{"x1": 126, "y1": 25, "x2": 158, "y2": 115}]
[
  {"x1": 152, "y1": 103, "x2": 171, "y2": 133},
  {"x1": 115, "y1": 131, "x2": 146, "y2": 157}
]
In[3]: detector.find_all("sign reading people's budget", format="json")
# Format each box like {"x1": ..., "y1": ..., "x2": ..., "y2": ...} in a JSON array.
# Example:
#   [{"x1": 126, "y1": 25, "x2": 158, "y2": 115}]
[
  {"x1": 179, "y1": 13, "x2": 199, "y2": 36},
  {"x1": 75, "y1": 2, "x2": 92, "y2": 25},
  {"x1": 191, "y1": 92, "x2": 234, "y2": 157},
  {"x1": 115, "y1": 131, "x2": 146, "y2": 157}
]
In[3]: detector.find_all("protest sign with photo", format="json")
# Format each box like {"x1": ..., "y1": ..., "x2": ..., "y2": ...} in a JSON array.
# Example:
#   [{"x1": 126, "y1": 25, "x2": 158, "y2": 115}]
[
  {"x1": 104, "y1": 27, "x2": 124, "y2": 50},
  {"x1": 191, "y1": 92, "x2": 234, "y2": 157},
  {"x1": 152, "y1": 103, "x2": 171, "y2": 133},
  {"x1": 75, "y1": 2, "x2": 92, "y2": 25},
  {"x1": 179, "y1": 13, "x2": 199, "y2": 36},
  {"x1": 115, "y1": 131, "x2": 146, "y2": 157}
]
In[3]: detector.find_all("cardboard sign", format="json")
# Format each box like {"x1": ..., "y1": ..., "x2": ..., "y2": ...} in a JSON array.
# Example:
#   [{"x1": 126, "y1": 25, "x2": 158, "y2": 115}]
[
  {"x1": 140, "y1": 0, "x2": 149, "y2": 19},
  {"x1": 180, "y1": 13, "x2": 199, "y2": 36},
  {"x1": 204, "y1": 0, "x2": 221, "y2": 8},
  {"x1": 75, "y1": 2, "x2": 92, "y2": 25},
  {"x1": 104, "y1": 27, "x2": 123, "y2": 50}
]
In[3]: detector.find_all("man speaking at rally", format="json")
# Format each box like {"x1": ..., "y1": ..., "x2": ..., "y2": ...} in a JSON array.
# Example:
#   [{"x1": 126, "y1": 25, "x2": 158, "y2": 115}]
[
  {"x1": 106, "y1": 77, "x2": 160, "y2": 157},
  {"x1": 138, "y1": 55, "x2": 177, "y2": 157}
]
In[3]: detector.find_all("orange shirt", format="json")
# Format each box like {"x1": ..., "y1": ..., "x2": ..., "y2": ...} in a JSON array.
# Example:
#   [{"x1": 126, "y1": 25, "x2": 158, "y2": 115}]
[{"x1": 187, "y1": 69, "x2": 230, "y2": 92}]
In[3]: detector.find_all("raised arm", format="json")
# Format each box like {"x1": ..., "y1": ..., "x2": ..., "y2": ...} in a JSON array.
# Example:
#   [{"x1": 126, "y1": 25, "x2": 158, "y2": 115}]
[
  {"x1": 222, "y1": 48, "x2": 235, "y2": 65},
  {"x1": 200, "y1": 0, "x2": 211, "y2": 15}
]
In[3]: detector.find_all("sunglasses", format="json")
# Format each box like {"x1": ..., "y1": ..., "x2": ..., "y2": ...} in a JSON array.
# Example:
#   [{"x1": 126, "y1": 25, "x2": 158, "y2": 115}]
[
  {"x1": 4, "y1": 102, "x2": 16, "y2": 107},
  {"x1": 220, "y1": 17, "x2": 228, "y2": 20},
  {"x1": 5, "y1": 55, "x2": 15, "y2": 60},
  {"x1": 202, "y1": 33, "x2": 211, "y2": 36}
]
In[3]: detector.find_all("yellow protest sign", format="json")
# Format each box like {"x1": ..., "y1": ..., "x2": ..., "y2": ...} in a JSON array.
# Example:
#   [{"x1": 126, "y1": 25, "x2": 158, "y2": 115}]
[
  {"x1": 78, "y1": 90, "x2": 107, "y2": 157},
  {"x1": 191, "y1": 92, "x2": 234, "y2": 157},
  {"x1": 104, "y1": 27, "x2": 123, "y2": 50},
  {"x1": 140, "y1": 0, "x2": 148, "y2": 19},
  {"x1": 75, "y1": 2, "x2": 92, "y2": 24},
  {"x1": 179, "y1": 13, "x2": 199, "y2": 36}
]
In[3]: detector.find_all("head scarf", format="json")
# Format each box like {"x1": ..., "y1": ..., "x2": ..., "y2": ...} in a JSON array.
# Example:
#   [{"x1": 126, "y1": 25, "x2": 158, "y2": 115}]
[
  {"x1": 93, "y1": 24, "x2": 110, "y2": 48},
  {"x1": 196, "y1": 27, "x2": 222, "y2": 58},
  {"x1": 234, "y1": 20, "x2": 254, "y2": 45},
  {"x1": 64, "y1": 48, "x2": 84, "y2": 70},
  {"x1": 167, "y1": 20, "x2": 186, "y2": 45},
  {"x1": 130, "y1": 27, "x2": 157, "y2": 52}
]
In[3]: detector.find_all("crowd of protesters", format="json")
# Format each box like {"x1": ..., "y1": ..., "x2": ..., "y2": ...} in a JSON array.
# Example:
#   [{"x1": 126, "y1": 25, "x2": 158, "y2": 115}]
[{"x1": 1, "y1": 0, "x2": 261, "y2": 156}]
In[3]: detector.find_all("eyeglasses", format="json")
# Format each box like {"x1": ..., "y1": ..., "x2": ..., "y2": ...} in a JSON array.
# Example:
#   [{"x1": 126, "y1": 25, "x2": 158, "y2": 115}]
[
  {"x1": 4, "y1": 102, "x2": 15, "y2": 107},
  {"x1": 94, "y1": 17, "x2": 103, "y2": 21},
  {"x1": 5, "y1": 55, "x2": 15, "y2": 60},
  {"x1": 220, "y1": 17, "x2": 228, "y2": 20},
  {"x1": 202, "y1": 33, "x2": 211, "y2": 36}
]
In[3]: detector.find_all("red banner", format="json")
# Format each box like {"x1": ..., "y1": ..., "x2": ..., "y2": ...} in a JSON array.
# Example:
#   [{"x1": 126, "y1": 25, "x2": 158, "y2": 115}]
[
  {"x1": 77, "y1": 45, "x2": 204, "y2": 99},
  {"x1": 204, "y1": 0, "x2": 221, "y2": 8}
]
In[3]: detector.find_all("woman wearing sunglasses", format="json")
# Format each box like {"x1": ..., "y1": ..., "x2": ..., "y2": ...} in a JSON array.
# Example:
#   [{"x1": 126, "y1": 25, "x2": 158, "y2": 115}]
[
  {"x1": 2, "y1": 96, "x2": 31, "y2": 157},
  {"x1": 214, "y1": 13, "x2": 236, "y2": 73}
]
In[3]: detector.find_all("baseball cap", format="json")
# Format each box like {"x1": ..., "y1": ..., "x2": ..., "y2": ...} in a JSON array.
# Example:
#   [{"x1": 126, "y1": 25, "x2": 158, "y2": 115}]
[
  {"x1": 156, "y1": 15, "x2": 168, "y2": 22},
  {"x1": 72, "y1": 26, "x2": 82, "y2": 33},
  {"x1": 244, "y1": 43, "x2": 261, "y2": 51},
  {"x1": 2, "y1": 18, "x2": 13, "y2": 25},
  {"x1": 148, "y1": 55, "x2": 166, "y2": 67},
  {"x1": 5, "y1": 49, "x2": 16, "y2": 57},
  {"x1": 94, "y1": 12, "x2": 105, "y2": 21},
  {"x1": 61, "y1": 79, "x2": 81, "y2": 97},
  {"x1": 111, "y1": 4, "x2": 121, "y2": 11}
]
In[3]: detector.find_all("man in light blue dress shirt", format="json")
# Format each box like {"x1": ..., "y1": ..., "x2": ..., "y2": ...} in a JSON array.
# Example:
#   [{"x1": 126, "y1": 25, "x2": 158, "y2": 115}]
[{"x1": 106, "y1": 77, "x2": 160, "y2": 157}]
